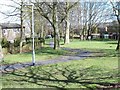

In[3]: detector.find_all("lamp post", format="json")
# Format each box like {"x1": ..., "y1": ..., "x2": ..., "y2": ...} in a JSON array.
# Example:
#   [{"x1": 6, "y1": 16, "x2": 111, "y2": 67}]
[
  {"x1": 31, "y1": 4, "x2": 35, "y2": 66},
  {"x1": 24, "y1": 4, "x2": 35, "y2": 65}
]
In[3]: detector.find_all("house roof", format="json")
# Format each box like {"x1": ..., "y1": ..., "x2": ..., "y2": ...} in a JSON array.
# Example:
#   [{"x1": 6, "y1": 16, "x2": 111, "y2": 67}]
[{"x1": 0, "y1": 23, "x2": 25, "y2": 29}]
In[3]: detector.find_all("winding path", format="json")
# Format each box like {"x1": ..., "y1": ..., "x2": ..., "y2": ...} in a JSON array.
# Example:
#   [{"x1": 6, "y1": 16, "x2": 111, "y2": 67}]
[{"x1": 1, "y1": 41, "x2": 91, "y2": 72}]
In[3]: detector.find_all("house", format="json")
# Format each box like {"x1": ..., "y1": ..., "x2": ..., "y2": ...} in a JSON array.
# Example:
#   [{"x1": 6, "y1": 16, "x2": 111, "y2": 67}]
[
  {"x1": 95, "y1": 21, "x2": 119, "y2": 40},
  {"x1": 105, "y1": 21, "x2": 119, "y2": 40},
  {"x1": 0, "y1": 23, "x2": 25, "y2": 43}
]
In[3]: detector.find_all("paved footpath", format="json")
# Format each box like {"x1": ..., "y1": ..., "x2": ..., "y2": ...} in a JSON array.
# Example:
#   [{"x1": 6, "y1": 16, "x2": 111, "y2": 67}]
[
  {"x1": 1, "y1": 40, "x2": 92, "y2": 73},
  {"x1": 1, "y1": 48, "x2": 91, "y2": 72}
]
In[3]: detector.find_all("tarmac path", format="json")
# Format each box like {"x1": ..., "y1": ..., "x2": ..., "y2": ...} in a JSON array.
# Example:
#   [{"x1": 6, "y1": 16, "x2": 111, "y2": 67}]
[{"x1": 1, "y1": 48, "x2": 91, "y2": 73}]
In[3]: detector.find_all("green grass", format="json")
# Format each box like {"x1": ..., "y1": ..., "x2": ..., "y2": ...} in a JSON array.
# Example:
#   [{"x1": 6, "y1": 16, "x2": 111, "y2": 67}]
[
  {"x1": 2, "y1": 39, "x2": 119, "y2": 89},
  {"x1": 63, "y1": 39, "x2": 117, "y2": 50},
  {"x1": 2, "y1": 47, "x2": 69, "y2": 65},
  {"x1": 2, "y1": 56, "x2": 119, "y2": 88},
  {"x1": 63, "y1": 39, "x2": 119, "y2": 58}
]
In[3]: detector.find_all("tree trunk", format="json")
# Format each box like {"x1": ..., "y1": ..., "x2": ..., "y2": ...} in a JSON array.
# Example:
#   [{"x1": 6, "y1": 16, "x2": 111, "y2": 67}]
[
  {"x1": 56, "y1": 17, "x2": 60, "y2": 48},
  {"x1": 87, "y1": 25, "x2": 91, "y2": 40},
  {"x1": 116, "y1": 21, "x2": 120, "y2": 51},
  {"x1": 40, "y1": 23, "x2": 44, "y2": 47},
  {"x1": 20, "y1": 1, "x2": 23, "y2": 53},
  {"x1": 0, "y1": 26, "x2": 3, "y2": 61},
  {"x1": 82, "y1": 2, "x2": 88, "y2": 41},
  {"x1": 65, "y1": 17, "x2": 70, "y2": 44},
  {"x1": 116, "y1": 2, "x2": 120, "y2": 51},
  {"x1": 65, "y1": 2, "x2": 70, "y2": 44},
  {"x1": 87, "y1": 2, "x2": 92, "y2": 40},
  {"x1": 53, "y1": 2, "x2": 60, "y2": 50},
  {"x1": 43, "y1": 25, "x2": 46, "y2": 45},
  {"x1": 116, "y1": 33, "x2": 120, "y2": 51}
]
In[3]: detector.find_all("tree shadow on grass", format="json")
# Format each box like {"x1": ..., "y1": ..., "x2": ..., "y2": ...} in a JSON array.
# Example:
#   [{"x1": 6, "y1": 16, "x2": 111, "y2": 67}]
[
  {"x1": 2, "y1": 64, "x2": 120, "y2": 89},
  {"x1": 106, "y1": 42, "x2": 117, "y2": 45},
  {"x1": 22, "y1": 47, "x2": 68, "y2": 56}
]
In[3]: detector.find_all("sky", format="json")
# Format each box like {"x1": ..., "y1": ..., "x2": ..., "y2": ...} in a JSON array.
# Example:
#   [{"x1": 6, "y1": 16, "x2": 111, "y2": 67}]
[
  {"x1": 0, "y1": 0, "x2": 118, "y2": 23},
  {"x1": 0, "y1": 0, "x2": 20, "y2": 23}
]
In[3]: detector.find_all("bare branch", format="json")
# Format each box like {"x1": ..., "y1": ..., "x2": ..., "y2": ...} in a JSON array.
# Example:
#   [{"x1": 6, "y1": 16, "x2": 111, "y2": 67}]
[
  {"x1": 9, "y1": 0, "x2": 21, "y2": 6},
  {"x1": 0, "y1": 3, "x2": 20, "y2": 9}
]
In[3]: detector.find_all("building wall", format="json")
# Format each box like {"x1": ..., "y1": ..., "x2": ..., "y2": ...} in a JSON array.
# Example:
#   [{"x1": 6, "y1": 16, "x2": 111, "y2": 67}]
[{"x1": 3, "y1": 28, "x2": 20, "y2": 41}]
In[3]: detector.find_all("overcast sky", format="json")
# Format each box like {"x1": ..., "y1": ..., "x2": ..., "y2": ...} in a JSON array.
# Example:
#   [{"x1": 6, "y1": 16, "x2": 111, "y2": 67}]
[
  {"x1": 0, "y1": 1, "x2": 10, "y2": 23},
  {"x1": 0, "y1": 0, "x2": 20, "y2": 23},
  {"x1": 0, "y1": 0, "x2": 118, "y2": 23}
]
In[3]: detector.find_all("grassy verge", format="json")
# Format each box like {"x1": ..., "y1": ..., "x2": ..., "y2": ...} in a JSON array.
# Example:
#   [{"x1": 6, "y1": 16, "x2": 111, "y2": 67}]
[
  {"x1": 63, "y1": 39, "x2": 117, "y2": 50},
  {"x1": 62, "y1": 39, "x2": 118, "y2": 57},
  {"x1": 2, "y1": 56, "x2": 119, "y2": 88},
  {"x1": 1, "y1": 47, "x2": 69, "y2": 65},
  {"x1": 2, "y1": 39, "x2": 119, "y2": 89},
  {"x1": 1, "y1": 38, "x2": 68, "y2": 65}
]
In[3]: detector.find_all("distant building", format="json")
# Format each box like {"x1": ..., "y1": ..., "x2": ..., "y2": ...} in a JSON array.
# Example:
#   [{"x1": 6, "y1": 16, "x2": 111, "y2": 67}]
[
  {"x1": 0, "y1": 23, "x2": 25, "y2": 42},
  {"x1": 95, "y1": 21, "x2": 119, "y2": 40}
]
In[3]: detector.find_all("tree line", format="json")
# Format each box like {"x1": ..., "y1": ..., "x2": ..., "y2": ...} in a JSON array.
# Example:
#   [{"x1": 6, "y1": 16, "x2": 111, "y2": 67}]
[{"x1": 0, "y1": 0, "x2": 120, "y2": 61}]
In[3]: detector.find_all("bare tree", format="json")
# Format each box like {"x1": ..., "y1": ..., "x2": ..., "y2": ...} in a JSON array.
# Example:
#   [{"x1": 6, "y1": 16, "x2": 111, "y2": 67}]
[
  {"x1": 0, "y1": 26, "x2": 3, "y2": 61},
  {"x1": 64, "y1": 1, "x2": 78, "y2": 44},
  {"x1": 64, "y1": 1, "x2": 70, "y2": 44},
  {"x1": 0, "y1": 0, "x2": 25, "y2": 53},
  {"x1": 77, "y1": 2, "x2": 82, "y2": 40},
  {"x1": 66, "y1": 1, "x2": 111, "y2": 41},
  {"x1": 82, "y1": 2, "x2": 88, "y2": 40},
  {"x1": 20, "y1": 0, "x2": 24, "y2": 53},
  {"x1": 111, "y1": 1, "x2": 120, "y2": 50},
  {"x1": 34, "y1": 1, "x2": 60, "y2": 49},
  {"x1": 34, "y1": 0, "x2": 78, "y2": 49}
]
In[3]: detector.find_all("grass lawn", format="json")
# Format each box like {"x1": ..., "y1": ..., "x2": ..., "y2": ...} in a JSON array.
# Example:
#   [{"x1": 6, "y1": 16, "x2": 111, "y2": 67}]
[
  {"x1": 2, "y1": 57, "x2": 119, "y2": 88},
  {"x1": 1, "y1": 47, "x2": 69, "y2": 65},
  {"x1": 63, "y1": 39, "x2": 117, "y2": 50},
  {"x1": 1, "y1": 39, "x2": 120, "y2": 89},
  {"x1": 1, "y1": 38, "x2": 68, "y2": 65}
]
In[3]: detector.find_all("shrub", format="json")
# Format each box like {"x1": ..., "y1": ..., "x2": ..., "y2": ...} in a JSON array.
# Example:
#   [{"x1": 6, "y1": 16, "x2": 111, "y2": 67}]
[
  {"x1": 26, "y1": 38, "x2": 32, "y2": 44},
  {"x1": 26, "y1": 37, "x2": 45, "y2": 43},
  {"x1": 14, "y1": 38, "x2": 21, "y2": 47},
  {"x1": 38, "y1": 38, "x2": 45, "y2": 43},
  {"x1": 1, "y1": 38, "x2": 9, "y2": 48}
]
